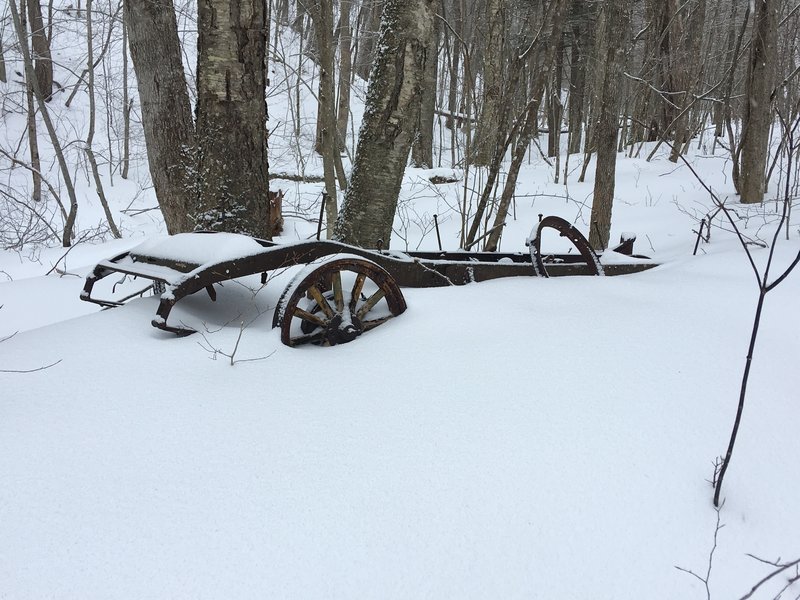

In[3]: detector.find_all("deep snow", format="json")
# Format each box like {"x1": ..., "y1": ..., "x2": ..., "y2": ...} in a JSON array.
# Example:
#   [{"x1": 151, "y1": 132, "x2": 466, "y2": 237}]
[
  {"x1": 2, "y1": 159, "x2": 799, "y2": 599},
  {"x1": 1, "y1": 5, "x2": 799, "y2": 598}
]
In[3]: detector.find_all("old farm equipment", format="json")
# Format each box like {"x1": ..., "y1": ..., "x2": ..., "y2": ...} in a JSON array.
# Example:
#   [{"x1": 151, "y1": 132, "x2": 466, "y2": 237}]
[{"x1": 81, "y1": 216, "x2": 655, "y2": 347}]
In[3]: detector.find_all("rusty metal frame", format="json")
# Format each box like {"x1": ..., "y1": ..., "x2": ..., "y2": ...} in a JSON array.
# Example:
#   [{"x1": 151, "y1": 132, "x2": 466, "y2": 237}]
[{"x1": 80, "y1": 219, "x2": 656, "y2": 336}]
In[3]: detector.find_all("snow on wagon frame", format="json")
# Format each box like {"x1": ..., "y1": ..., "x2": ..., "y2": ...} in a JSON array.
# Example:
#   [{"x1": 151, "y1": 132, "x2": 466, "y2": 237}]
[{"x1": 80, "y1": 216, "x2": 656, "y2": 347}]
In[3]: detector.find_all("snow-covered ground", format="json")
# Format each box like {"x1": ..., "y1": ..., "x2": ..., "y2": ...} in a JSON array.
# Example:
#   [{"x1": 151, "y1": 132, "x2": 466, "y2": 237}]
[
  {"x1": 2, "y1": 150, "x2": 799, "y2": 599},
  {"x1": 2, "y1": 7, "x2": 799, "y2": 598}
]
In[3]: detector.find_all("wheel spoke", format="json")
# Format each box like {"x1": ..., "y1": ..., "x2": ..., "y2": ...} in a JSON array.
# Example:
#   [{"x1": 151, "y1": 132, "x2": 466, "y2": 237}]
[
  {"x1": 332, "y1": 271, "x2": 344, "y2": 313},
  {"x1": 288, "y1": 331, "x2": 326, "y2": 347},
  {"x1": 362, "y1": 315, "x2": 394, "y2": 331},
  {"x1": 307, "y1": 285, "x2": 335, "y2": 319},
  {"x1": 356, "y1": 289, "x2": 385, "y2": 319},
  {"x1": 293, "y1": 307, "x2": 328, "y2": 328},
  {"x1": 276, "y1": 257, "x2": 406, "y2": 348},
  {"x1": 350, "y1": 273, "x2": 367, "y2": 312}
]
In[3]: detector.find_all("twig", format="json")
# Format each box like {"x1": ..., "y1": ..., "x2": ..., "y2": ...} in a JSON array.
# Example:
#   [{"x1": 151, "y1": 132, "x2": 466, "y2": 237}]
[
  {"x1": 412, "y1": 259, "x2": 454, "y2": 286},
  {"x1": 464, "y1": 221, "x2": 506, "y2": 250},
  {"x1": 196, "y1": 314, "x2": 275, "y2": 365},
  {"x1": 0, "y1": 331, "x2": 19, "y2": 344},
  {"x1": 229, "y1": 321, "x2": 246, "y2": 366},
  {"x1": 674, "y1": 501, "x2": 725, "y2": 600},
  {"x1": 739, "y1": 556, "x2": 800, "y2": 600},
  {"x1": 0, "y1": 359, "x2": 62, "y2": 373},
  {"x1": 120, "y1": 206, "x2": 161, "y2": 216}
]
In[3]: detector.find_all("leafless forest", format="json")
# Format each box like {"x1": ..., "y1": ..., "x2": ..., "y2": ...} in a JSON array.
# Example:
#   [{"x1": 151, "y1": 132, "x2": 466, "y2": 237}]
[{"x1": 1, "y1": 0, "x2": 798, "y2": 250}]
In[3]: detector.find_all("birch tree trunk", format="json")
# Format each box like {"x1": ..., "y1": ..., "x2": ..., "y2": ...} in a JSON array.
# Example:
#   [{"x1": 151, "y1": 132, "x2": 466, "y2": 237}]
[
  {"x1": 334, "y1": 0, "x2": 437, "y2": 247},
  {"x1": 194, "y1": 0, "x2": 271, "y2": 237},
  {"x1": 124, "y1": 0, "x2": 195, "y2": 233}
]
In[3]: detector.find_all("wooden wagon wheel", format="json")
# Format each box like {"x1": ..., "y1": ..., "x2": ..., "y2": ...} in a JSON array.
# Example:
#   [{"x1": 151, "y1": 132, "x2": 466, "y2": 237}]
[{"x1": 273, "y1": 256, "x2": 407, "y2": 347}]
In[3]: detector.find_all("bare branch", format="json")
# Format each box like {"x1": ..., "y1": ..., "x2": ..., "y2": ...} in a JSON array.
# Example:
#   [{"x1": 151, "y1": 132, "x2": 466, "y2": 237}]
[
  {"x1": 739, "y1": 556, "x2": 800, "y2": 600},
  {"x1": 0, "y1": 359, "x2": 62, "y2": 373}
]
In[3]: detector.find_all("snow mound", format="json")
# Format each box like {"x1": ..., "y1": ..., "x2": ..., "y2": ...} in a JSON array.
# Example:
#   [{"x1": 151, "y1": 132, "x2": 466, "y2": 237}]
[{"x1": 131, "y1": 233, "x2": 268, "y2": 266}]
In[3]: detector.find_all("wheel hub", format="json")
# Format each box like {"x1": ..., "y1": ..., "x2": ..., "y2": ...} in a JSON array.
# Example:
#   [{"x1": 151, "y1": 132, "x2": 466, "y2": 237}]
[{"x1": 324, "y1": 313, "x2": 363, "y2": 345}]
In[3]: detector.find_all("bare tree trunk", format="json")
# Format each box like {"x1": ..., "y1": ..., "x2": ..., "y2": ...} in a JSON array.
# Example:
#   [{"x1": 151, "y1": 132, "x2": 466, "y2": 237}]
[
  {"x1": 313, "y1": 0, "x2": 337, "y2": 154},
  {"x1": 484, "y1": 0, "x2": 568, "y2": 252},
  {"x1": 309, "y1": 0, "x2": 340, "y2": 237},
  {"x1": 657, "y1": 0, "x2": 679, "y2": 137},
  {"x1": 567, "y1": 0, "x2": 590, "y2": 154},
  {"x1": 462, "y1": 0, "x2": 536, "y2": 249},
  {"x1": 20, "y1": 0, "x2": 42, "y2": 202},
  {"x1": 668, "y1": 0, "x2": 706, "y2": 163},
  {"x1": 275, "y1": 0, "x2": 288, "y2": 24},
  {"x1": 64, "y1": 4, "x2": 121, "y2": 109},
  {"x1": 354, "y1": 0, "x2": 383, "y2": 80},
  {"x1": 25, "y1": 84, "x2": 42, "y2": 203},
  {"x1": 0, "y1": 37, "x2": 6, "y2": 82},
  {"x1": 121, "y1": 10, "x2": 130, "y2": 179},
  {"x1": 412, "y1": 14, "x2": 439, "y2": 168},
  {"x1": 85, "y1": 0, "x2": 121, "y2": 237},
  {"x1": 630, "y1": 0, "x2": 675, "y2": 144},
  {"x1": 9, "y1": 0, "x2": 79, "y2": 246},
  {"x1": 739, "y1": 0, "x2": 778, "y2": 203},
  {"x1": 334, "y1": 0, "x2": 437, "y2": 247},
  {"x1": 125, "y1": 0, "x2": 195, "y2": 233},
  {"x1": 547, "y1": 35, "x2": 564, "y2": 158},
  {"x1": 725, "y1": 3, "x2": 751, "y2": 192},
  {"x1": 473, "y1": 0, "x2": 503, "y2": 166},
  {"x1": 335, "y1": 0, "x2": 354, "y2": 152},
  {"x1": 194, "y1": 0, "x2": 271, "y2": 237},
  {"x1": 482, "y1": 102, "x2": 536, "y2": 251},
  {"x1": 445, "y1": 0, "x2": 462, "y2": 130},
  {"x1": 713, "y1": 0, "x2": 738, "y2": 139},
  {"x1": 588, "y1": 0, "x2": 629, "y2": 251},
  {"x1": 294, "y1": 14, "x2": 306, "y2": 138},
  {"x1": 47, "y1": 0, "x2": 53, "y2": 43},
  {"x1": 291, "y1": 0, "x2": 306, "y2": 32},
  {"x1": 27, "y1": 0, "x2": 53, "y2": 100}
]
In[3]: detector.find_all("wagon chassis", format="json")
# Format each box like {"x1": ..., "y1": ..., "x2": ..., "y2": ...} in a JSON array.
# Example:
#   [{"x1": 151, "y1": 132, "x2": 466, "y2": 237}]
[{"x1": 81, "y1": 216, "x2": 656, "y2": 347}]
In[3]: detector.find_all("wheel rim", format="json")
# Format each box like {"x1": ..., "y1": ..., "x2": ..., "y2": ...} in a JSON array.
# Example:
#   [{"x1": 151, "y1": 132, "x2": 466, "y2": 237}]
[
  {"x1": 274, "y1": 258, "x2": 406, "y2": 347},
  {"x1": 528, "y1": 215, "x2": 605, "y2": 277}
]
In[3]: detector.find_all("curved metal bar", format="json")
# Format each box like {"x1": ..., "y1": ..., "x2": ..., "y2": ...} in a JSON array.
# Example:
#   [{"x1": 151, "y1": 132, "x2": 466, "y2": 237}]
[{"x1": 527, "y1": 216, "x2": 604, "y2": 278}]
